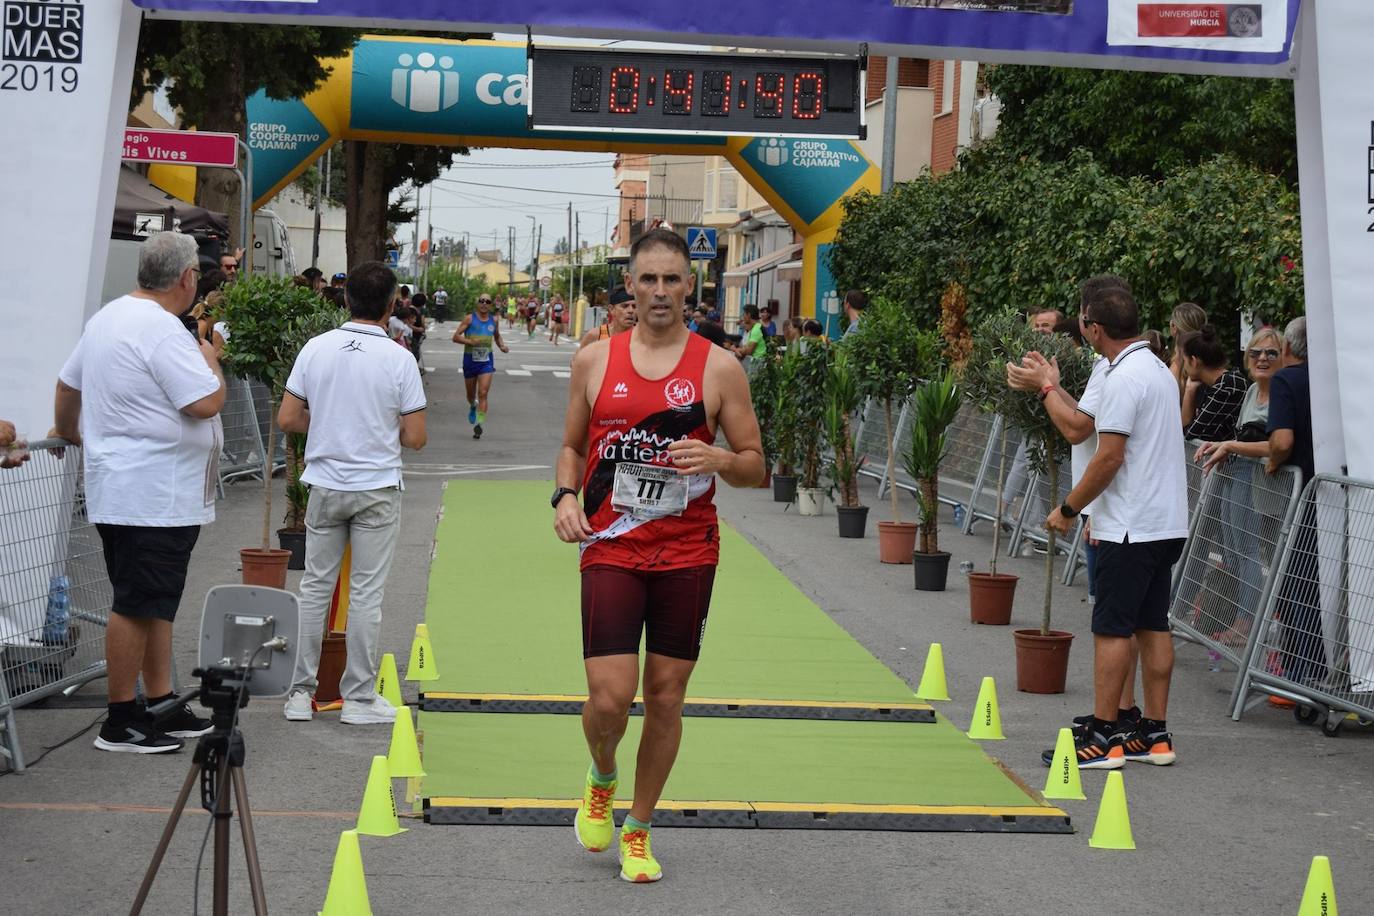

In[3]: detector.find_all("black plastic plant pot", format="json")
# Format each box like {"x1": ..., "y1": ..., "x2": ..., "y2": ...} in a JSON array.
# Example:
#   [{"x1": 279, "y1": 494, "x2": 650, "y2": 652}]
[
  {"x1": 913, "y1": 550, "x2": 951, "y2": 591},
  {"x1": 773, "y1": 474, "x2": 798, "y2": 503},
  {"x1": 836, "y1": 505, "x2": 869, "y2": 538}
]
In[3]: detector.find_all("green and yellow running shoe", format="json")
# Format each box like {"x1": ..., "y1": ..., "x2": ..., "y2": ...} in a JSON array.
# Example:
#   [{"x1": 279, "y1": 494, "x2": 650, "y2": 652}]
[
  {"x1": 618, "y1": 828, "x2": 662, "y2": 883},
  {"x1": 573, "y1": 771, "x2": 616, "y2": 853}
]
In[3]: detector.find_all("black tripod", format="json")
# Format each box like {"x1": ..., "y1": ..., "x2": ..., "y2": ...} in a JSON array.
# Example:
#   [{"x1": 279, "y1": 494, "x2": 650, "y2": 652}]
[{"x1": 130, "y1": 667, "x2": 269, "y2": 916}]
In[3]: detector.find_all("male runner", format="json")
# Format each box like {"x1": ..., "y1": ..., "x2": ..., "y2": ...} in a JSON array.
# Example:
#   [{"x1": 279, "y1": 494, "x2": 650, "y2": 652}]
[
  {"x1": 452, "y1": 294, "x2": 509, "y2": 439},
  {"x1": 553, "y1": 228, "x2": 764, "y2": 883},
  {"x1": 549, "y1": 294, "x2": 567, "y2": 346},
  {"x1": 526, "y1": 296, "x2": 541, "y2": 339},
  {"x1": 578, "y1": 293, "x2": 637, "y2": 348},
  {"x1": 507, "y1": 295, "x2": 520, "y2": 329}
]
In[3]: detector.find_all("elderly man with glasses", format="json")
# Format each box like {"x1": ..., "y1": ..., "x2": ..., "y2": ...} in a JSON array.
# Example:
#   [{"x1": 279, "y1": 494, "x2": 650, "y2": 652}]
[{"x1": 452, "y1": 292, "x2": 509, "y2": 439}]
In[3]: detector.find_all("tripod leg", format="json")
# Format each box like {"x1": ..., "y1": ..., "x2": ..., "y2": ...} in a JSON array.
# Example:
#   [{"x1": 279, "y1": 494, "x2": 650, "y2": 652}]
[
  {"x1": 213, "y1": 751, "x2": 233, "y2": 916},
  {"x1": 129, "y1": 762, "x2": 200, "y2": 915},
  {"x1": 231, "y1": 767, "x2": 270, "y2": 916}
]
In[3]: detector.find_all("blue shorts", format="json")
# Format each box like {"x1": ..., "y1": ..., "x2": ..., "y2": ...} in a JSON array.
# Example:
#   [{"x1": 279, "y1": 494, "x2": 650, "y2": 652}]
[{"x1": 463, "y1": 357, "x2": 495, "y2": 378}]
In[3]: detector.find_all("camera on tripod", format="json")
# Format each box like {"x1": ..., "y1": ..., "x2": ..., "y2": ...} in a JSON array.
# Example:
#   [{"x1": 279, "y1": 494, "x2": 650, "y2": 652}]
[{"x1": 132, "y1": 585, "x2": 301, "y2": 916}]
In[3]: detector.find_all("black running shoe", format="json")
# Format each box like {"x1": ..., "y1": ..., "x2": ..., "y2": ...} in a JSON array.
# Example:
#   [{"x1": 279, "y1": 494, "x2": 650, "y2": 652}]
[
  {"x1": 156, "y1": 702, "x2": 213, "y2": 738},
  {"x1": 1121, "y1": 723, "x2": 1177, "y2": 766},
  {"x1": 94, "y1": 719, "x2": 184, "y2": 754},
  {"x1": 1040, "y1": 721, "x2": 1124, "y2": 770},
  {"x1": 473, "y1": 423, "x2": 483, "y2": 439}
]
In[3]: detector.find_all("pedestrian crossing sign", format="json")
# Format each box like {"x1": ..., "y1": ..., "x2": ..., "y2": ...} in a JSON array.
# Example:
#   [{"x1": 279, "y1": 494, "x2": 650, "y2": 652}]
[{"x1": 687, "y1": 227, "x2": 717, "y2": 260}]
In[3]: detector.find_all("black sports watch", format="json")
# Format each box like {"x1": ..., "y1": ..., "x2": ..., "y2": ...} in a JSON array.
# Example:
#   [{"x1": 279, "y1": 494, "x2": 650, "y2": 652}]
[
  {"x1": 1059, "y1": 501, "x2": 1079, "y2": 519},
  {"x1": 551, "y1": 487, "x2": 579, "y2": 509}
]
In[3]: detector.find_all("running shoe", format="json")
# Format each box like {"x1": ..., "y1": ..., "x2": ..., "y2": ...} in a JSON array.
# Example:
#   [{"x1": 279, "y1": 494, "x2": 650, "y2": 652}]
[
  {"x1": 156, "y1": 702, "x2": 214, "y2": 738},
  {"x1": 1072, "y1": 705, "x2": 1140, "y2": 731},
  {"x1": 473, "y1": 423, "x2": 483, "y2": 440},
  {"x1": 574, "y1": 770, "x2": 616, "y2": 853},
  {"x1": 468, "y1": 404, "x2": 477, "y2": 425},
  {"x1": 1121, "y1": 723, "x2": 1177, "y2": 766},
  {"x1": 618, "y1": 827, "x2": 662, "y2": 883},
  {"x1": 94, "y1": 719, "x2": 184, "y2": 754},
  {"x1": 1039, "y1": 720, "x2": 1124, "y2": 770},
  {"x1": 283, "y1": 689, "x2": 314, "y2": 722},
  {"x1": 340, "y1": 696, "x2": 398, "y2": 725}
]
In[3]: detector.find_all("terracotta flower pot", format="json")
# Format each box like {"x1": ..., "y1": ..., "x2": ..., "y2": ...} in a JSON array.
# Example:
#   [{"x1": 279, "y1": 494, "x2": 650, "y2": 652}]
[
  {"x1": 1013, "y1": 628, "x2": 1074, "y2": 694},
  {"x1": 755, "y1": 467, "x2": 772, "y2": 489},
  {"x1": 968, "y1": 572, "x2": 1018, "y2": 625},
  {"x1": 877, "y1": 521, "x2": 917, "y2": 564},
  {"x1": 240, "y1": 547, "x2": 292, "y2": 589}
]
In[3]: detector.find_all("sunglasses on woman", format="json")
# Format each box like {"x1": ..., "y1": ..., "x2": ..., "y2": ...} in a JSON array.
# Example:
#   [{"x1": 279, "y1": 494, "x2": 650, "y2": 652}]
[
  {"x1": 478, "y1": 298, "x2": 492, "y2": 304},
  {"x1": 1248, "y1": 348, "x2": 1280, "y2": 360}
]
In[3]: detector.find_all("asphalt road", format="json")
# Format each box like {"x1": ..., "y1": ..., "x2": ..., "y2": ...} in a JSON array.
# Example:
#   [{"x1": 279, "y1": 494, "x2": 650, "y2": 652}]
[{"x1": 1, "y1": 321, "x2": 1369, "y2": 916}]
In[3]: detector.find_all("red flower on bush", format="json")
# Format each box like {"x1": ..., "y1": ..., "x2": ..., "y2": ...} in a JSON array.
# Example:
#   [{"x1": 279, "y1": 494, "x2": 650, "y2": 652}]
[{"x1": 1280, "y1": 255, "x2": 1296, "y2": 273}]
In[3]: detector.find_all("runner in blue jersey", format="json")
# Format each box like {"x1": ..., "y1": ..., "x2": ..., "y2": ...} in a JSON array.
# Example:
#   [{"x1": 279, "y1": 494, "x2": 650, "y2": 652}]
[{"x1": 451, "y1": 293, "x2": 509, "y2": 439}]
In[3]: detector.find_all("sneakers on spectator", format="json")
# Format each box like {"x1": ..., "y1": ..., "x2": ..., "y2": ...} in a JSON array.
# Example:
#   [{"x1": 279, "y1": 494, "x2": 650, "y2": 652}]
[
  {"x1": 1121, "y1": 721, "x2": 1177, "y2": 766},
  {"x1": 1073, "y1": 706, "x2": 1140, "y2": 732},
  {"x1": 94, "y1": 718, "x2": 184, "y2": 754},
  {"x1": 156, "y1": 702, "x2": 214, "y2": 738},
  {"x1": 1040, "y1": 720, "x2": 1124, "y2": 770},
  {"x1": 341, "y1": 695, "x2": 398, "y2": 725},
  {"x1": 283, "y1": 690, "x2": 314, "y2": 722}
]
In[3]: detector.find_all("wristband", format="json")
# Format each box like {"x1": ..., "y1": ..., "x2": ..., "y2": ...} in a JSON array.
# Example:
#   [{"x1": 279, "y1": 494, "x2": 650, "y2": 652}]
[
  {"x1": 1060, "y1": 501, "x2": 1079, "y2": 519},
  {"x1": 1038, "y1": 384, "x2": 1055, "y2": 401}
]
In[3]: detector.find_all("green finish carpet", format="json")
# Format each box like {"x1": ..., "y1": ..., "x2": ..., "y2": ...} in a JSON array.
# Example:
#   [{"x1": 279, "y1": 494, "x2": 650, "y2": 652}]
[{"x1": 417, "y1": 481, "x2": 1065, "y2": 826}]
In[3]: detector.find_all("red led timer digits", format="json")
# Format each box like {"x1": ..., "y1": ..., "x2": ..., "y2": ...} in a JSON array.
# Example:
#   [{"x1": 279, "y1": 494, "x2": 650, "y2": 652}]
[
  {"x1": 608, "y1": 65, "x2": 640, "y2": 113},
  {"x1": 754, "y1": 72, "x2": 784, "y2": 118},
  {"x1": 792, "y1": 72, "x2": 823, "y2": 119}
]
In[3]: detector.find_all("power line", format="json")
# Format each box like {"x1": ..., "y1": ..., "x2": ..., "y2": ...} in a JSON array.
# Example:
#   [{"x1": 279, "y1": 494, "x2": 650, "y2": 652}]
[{"x1": 433, "y1": 176, "x2": 704, "y2": 204}]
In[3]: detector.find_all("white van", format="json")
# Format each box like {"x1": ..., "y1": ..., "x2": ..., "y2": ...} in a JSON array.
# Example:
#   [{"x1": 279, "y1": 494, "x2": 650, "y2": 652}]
[{"x1": 250, "y1": 209, "x2": 296, "y2": 279}]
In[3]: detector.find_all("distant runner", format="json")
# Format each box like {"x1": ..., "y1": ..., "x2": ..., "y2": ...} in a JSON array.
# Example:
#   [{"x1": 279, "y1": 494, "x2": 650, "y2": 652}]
[
  {"x1": 526, "y1": 297, "x2": 541, "y2": 339},
  {"x1": 549, "y1": 294, "x2": 567, "y2": 346},
  {"x1": 579, "y1": 293, "x2": 637, "y2": 348},
  {"x1": 452, "y1": 294, "x2": 509, "y2": 439},
  {"x1": 553, "y1": 228, "x2": 764, "y2": 883}
]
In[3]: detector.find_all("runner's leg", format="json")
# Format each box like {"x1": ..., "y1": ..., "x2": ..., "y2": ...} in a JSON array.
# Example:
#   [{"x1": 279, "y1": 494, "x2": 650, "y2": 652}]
[
  {"x1": 476, "y1": 371, "x2": 494, "y2": 418},
  {"x1": 583, "y1": 655, "x2": 638, "y2": 775},
  {"x1": 631, "y1": 652, "x2": 696, "y2": 822}
]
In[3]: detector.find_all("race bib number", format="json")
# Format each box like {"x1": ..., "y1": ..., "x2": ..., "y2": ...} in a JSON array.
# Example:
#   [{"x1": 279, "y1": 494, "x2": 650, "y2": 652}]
[
  {"x1": 611, "y1": 462, "x2": 689, "y2": 520},
  {"x1": 468, "y1": 335, "x2": 493, "y2": 361}
]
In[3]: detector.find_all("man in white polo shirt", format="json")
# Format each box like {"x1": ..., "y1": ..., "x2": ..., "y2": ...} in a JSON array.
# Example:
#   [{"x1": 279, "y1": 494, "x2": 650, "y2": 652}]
[
  {"x1": 1043, "y1": 285, "x2": 1188, "y2": 769},
  {"x1": 53, "y1": 231, "x2": 224, "y2": 754},
  {"x1": 277, "y1": 261, "x2": 427, "y2": 725}
]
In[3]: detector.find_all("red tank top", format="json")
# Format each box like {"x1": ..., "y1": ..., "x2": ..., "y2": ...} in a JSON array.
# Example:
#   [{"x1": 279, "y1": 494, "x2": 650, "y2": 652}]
[{"x1": 580, "y1": 330, "x2": 718, "y2": 571}]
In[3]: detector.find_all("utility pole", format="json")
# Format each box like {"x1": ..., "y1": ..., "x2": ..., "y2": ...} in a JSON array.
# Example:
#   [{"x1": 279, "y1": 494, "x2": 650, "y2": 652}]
[
  {"x1": 460, "y1": 231, "x2": 469, "y2": 284},
  {"x1": 507, "y1": 226, "x2": 515, "y2": 295},
  {"x1": 421, "y1": 183, "x2": 433, "y2": 293},
  {"x1": 881, "y1": 57, "x2": 900, "y2": 193},
  {"x1": 411, "y1": 180, "x2": 422, "y2": 281},
  {"x1": 310, "y1": 147, "x2": 331, "y2": 270},
  {"x1": 575, "y1": 212, "x2": 582, "y2": 302},
  {"x1": 567, "y1": 202, "x2": 574, "y2": 298},
  {"x1": 534, "y1": 224, "x2": 542, "y2": 298},
  {"x1": 527, "y1": 215, "x2": 538, "y2": 292}
]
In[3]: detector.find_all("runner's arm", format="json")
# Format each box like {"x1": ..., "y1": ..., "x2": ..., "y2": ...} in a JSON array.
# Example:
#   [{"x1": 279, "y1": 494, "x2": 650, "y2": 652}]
[
  {"x1": 451, "y1": 315, "x2": 473, "y2": 345},
  {"x1": 554, "y1": 347, "x2": 596, "y2": 542},
  {"x1": 667, "y1": 352, "x2": 764, "y2": 487},
  {"x1": 493, "y1": 323, "x2": 508, "y2": 354}
]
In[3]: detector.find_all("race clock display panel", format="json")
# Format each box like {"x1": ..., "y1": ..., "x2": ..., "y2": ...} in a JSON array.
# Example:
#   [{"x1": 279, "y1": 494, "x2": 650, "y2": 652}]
[{"x1": 529, "y1": 47, "x2": 866, "y2": 139}]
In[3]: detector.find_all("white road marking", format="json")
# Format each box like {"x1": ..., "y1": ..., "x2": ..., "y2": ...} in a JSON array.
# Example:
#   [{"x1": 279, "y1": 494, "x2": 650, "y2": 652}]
[
  {"x1": 506, "y1": 369, "x2": 533, "y2": 377},
  {"x1": 554, "y1": 371, "x2": 570, "y2": 379}
]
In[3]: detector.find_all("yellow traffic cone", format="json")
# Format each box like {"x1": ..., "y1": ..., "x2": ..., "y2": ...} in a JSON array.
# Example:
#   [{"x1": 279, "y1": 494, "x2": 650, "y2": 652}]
[
  {"x1": 387, "y1": 706, "x2": 426, "y2": 779},
  {"x1": 965, "y1": 676, "x2": 1004, "y2": 740},
  {"x1": 1088, "y1": 770, "x2": 1135, "y2": 850},
  {"x1": 1042, "y1": 727, "x2": 1086, "y2": 800},
  {"x1": 405, "y1": 623, "x2": 439, "y2": 682},
  {"x1": 1298, "y1": 856, "x2": 1338, "y2": 916},
  {"x1": 915, "y1": 643, "x2": 950, "y2": 701},
  {"x1": 356, "y1": 755, "x2": 407, "y2": 837},
  {"x1": 375, "y1": 652, "x2": 404, "y2": 708},
  {"x1": 318, "y1": 829, "x2": 373, "y2": 916}
]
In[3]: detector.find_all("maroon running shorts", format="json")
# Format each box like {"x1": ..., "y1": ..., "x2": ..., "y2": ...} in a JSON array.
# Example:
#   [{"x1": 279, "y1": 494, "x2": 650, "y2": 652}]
[{"x1": 580, "y1": 564, "x2": 716, "y2": 661}]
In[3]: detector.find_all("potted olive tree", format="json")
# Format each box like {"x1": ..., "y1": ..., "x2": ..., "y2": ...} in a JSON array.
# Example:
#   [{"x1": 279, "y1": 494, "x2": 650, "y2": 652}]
[
  {"x1": 770, "y1": 346, "x2": 802, "y2": 503},
  {"x1": 903, "y1": 369, "x2": 961, "y2": 590},
  {"x1": 845, "y1": 297, "x2": 938, "y2": 563},
  {"x1": 220, "y1": 277, "x2": 343, "y2": 587},
  {"x1": 750, "y1": 336, "x2": 789, "y2": 502},
  {"x1": 825, "y1": 348, "x2": 867, "y2": 537},
  {"x1": 791, "y1": 341, "x2": 833, "y2": 515}
]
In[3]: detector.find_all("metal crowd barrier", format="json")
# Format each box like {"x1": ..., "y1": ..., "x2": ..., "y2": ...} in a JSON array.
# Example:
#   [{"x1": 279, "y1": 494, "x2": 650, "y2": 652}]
[
  {"x1": 218, "y1": 375, "x2": 268, "y2": 487},
  {"x1": 1168, "y1": 450, "x2": 1304, "y2": 677},
  {"x1": 1232, "y1": 474, "x2": 1374, "y2": 734},
  {"x1": 1007, "y1": 462, "x2": 1074, "y2": 559},
  {"x1": 854, "y1": 397, "x2": 909, "y2": 491},
  {"x1": 0, "y1": 440, "x2": 112, "y2": 771}
]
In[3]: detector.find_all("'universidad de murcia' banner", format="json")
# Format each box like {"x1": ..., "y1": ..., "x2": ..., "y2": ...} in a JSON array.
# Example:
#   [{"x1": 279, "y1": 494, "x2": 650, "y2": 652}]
[
  {"x1": 132, "y1": 0, "x2": 1300, "y2": 73},
  {"x1": 1107, "y1": 0, "x2": 1288, "y2": 52}
]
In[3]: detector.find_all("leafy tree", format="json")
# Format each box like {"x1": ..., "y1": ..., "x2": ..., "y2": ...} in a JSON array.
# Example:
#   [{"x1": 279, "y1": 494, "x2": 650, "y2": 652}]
[
  {"x1": 343, "y1": 141, "x2": 465, "y2": 267},
  {"x1": 132, "y1": 22, "x2": 361, "y2": 245},
  {"x1": 980, "y1": 66, "x2": 1297, "y2": 186}
]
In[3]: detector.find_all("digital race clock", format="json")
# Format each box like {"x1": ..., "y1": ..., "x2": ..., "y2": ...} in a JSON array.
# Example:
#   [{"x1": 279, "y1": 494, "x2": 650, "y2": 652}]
[{"x1": 528, "y1": 46, "x2": 866, "y2": 139}]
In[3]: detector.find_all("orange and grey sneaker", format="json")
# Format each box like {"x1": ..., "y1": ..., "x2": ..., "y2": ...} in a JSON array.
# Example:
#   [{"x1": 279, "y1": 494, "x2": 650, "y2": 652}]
[
  {"x1": 574, "y1": 768, "x2": 616, "y2": 852},
  {"x1": 1122, "y1": 722, "x2": 1177, "y2": 766},
  {"x1": 1040, "y1": 721, "x2": 1124, "y2": 770},
  {"x1": 618, "y1": 827, "x2": 663, "y2": 883}
]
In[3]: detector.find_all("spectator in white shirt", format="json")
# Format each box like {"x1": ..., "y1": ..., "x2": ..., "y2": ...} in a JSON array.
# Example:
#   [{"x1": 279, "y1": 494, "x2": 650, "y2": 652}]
[
  {"x1": 277, "y1": 261, "x2": 427, "y2": 725},
  {"x1": 53, "y1": 231, "x2": 225, "y2": 754},
  {"x1": 1043, "y1": 284, "x2": 1188, "y2": 771}
]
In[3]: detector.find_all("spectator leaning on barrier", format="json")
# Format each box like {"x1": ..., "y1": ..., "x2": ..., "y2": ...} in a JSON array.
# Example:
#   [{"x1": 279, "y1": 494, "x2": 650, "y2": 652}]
[
  {"x1": 1041, "y1": 284, "x2": 1188, "y2": 769},
  {"x1": 1194, "y1": 326, "x2": 1285, "y2": 647},
  {"x1": 1009, "y1": 276, "x2": 1140, "y2": 716},
  {"x1": 53, "y1": 231, "x2": 225, "y2": 754},
  {"x1": 1266, "y1": 316, "x2": 1325, "y2": 694},
  {"x1": 0, "y1": 419, "x2": 29, "y2": 469},
  {"x1": 277, "y1": 261, "x2": 427, "y2": 726},
  {"x1": 1179, "y1": 325, "x2": 1248, "y2": 441}
]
